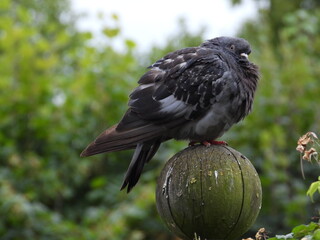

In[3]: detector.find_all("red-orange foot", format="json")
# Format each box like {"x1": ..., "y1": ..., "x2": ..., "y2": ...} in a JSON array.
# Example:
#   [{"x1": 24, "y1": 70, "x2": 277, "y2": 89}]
[{"x1": 188, "y1": 140, "x2": 228, "y2": 147}]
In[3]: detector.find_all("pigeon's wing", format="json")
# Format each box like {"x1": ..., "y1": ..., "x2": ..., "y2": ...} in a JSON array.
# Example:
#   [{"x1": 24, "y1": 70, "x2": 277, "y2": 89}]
[{"x1": 117, "y1": 47, "x2": 236, "y2": 131}]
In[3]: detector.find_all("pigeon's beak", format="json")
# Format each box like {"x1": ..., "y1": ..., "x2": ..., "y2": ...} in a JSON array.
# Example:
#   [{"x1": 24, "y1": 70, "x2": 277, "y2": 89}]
[{"x1": 240, "y1": 53, "x2": 249, "y2": 59}]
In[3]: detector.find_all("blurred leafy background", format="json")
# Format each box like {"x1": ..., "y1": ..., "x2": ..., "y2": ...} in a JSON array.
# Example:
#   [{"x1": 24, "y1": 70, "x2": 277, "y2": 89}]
[{"x1": 0, "y1": 0, "x2": 319, "y2": 239}]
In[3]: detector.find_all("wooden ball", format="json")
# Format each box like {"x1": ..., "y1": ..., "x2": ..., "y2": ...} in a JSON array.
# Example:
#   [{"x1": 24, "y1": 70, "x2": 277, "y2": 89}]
[{"x1": 156, "y1": 145, "x2": 262, "y2": 240}]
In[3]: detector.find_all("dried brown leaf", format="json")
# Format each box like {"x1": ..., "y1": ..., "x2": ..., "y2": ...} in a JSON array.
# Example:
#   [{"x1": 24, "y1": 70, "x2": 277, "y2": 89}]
[
  {"x1": 296, "y1": 144, "x2": 305, "y2": 153},
  {"x1": 256, "y1": 228, "x2": 268, "y2": 240},
  {"x1": 302, "y1": 147, "x2": 318, "y2": 161},
  {"x1": 298, "y1": 135, "x2": 311, "y2": 146},
  {"x1": 308, "y1": 131, "x2": 318, "y2": 139}
]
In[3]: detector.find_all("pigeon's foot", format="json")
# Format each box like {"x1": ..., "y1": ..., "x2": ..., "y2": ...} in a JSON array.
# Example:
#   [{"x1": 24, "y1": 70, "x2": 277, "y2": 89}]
[
  {"x1": 188, "y1": 140, "x2": 228, "y2": 147},
  {"x1": 202, "y1": 140, "x2": 228, "y2": 146}
]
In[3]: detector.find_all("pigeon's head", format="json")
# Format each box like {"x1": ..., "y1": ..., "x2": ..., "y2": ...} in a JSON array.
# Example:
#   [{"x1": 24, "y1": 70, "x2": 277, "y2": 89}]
[{"x1": 202, "y1": 36, "x2": 252, "y2": 60}]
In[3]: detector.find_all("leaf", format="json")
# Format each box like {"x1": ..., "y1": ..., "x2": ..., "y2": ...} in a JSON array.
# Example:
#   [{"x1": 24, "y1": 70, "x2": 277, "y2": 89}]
[
  {"x1": 313, "y1": 229, "x2": 320, "y2": 240},
  {"x1": 306, "y1": 180, "x2": 320, "y2": 201},
  {"x1": 103, "y1": 27, "x2": 120, "y2": 38},
  {"x1": 111, "y1": 13, "x2": 119, "y2": 21},
  {"x1": 231, "y1": 0, "x2": 241, "y2": 5},
  {"x1": 292, "y1": 222, "x2": 318, "y2": 238},
  {"x1": 125, "y1": 39, "x2": 136, "y2": 49}
]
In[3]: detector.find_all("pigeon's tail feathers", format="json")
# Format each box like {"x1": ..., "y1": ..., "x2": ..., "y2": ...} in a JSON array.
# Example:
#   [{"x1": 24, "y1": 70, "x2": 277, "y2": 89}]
[
  {"x1": 80, "y1": 124, "x2": 164, "y2": 157},
  {"x1": 121, "y1": 140, "x2": 161, "y2": 193}
]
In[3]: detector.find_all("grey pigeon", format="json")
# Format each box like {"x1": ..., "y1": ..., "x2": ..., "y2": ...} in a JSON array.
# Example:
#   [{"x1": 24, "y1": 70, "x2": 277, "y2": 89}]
[{"x1": 81, "y1": 36, "x2": 260, "y2": 192}]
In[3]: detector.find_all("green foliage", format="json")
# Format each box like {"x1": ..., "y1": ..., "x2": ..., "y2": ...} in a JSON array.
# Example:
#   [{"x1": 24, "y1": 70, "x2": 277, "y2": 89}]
[{"x1": 268, "y1": 222, "x2": 320, "y2": 240}]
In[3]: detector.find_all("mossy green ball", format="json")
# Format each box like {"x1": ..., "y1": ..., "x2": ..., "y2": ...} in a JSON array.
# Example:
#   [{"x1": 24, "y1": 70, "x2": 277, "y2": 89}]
[{"x1": 156, "y1": 145, "x2": 262, "y2": 240}]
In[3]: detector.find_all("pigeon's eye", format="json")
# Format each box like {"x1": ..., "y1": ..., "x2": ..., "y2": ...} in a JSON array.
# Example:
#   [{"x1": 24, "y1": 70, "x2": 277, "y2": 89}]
[{"x1": 230, "y1": 45, "x2": 235, "y2": 51}]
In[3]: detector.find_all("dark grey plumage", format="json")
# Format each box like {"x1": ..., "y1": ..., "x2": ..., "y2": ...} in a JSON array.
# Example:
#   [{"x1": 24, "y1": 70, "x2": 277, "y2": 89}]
[{"x1": 81, "y1": 36, "x2": 259, "y2": 192}]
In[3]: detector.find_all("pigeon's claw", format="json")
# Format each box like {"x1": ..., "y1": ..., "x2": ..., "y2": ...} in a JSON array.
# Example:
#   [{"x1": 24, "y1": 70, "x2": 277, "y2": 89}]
[
  {"x1": 206, "y1": 140, "x2": 228, "y2": 146},
  {"x1": 188, "y1": 140, "x2": 228, "y2": 147}
]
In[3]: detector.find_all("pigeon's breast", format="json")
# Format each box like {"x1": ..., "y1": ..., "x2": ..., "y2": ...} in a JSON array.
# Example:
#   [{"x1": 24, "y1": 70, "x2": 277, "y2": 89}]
[
  {"x1": 194, "y1": 103, "x2": 234, "y2": 138},
  {"x1": 171, "y1": 103, "x2": 235, "y2": 141}
]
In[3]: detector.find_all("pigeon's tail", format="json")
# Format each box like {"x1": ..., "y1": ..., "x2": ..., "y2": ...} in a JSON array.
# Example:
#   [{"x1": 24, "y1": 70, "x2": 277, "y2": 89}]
[
  {"x1": 80, "y1": 123, "x2": 164, "y2": 157},
  {"x1": 81, "y1": 125, "x2": 133, "y2": 156},
  {"x1": 121, "y1": 140, "x2": 161, "y2": 193},
  {"x1": 80, "y1": 122, "x2": 164, "y2": 192}
]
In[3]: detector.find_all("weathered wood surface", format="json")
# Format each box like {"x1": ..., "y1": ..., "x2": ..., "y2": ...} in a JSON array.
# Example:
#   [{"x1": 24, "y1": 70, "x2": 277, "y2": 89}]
[{"x1": 156, "y1": 145, "x2": 262, "y2": 240}]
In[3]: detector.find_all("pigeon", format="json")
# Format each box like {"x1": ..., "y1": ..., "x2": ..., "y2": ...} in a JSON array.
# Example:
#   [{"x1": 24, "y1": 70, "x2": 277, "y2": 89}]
[{"x1": 81, "y1": 36, "x2": 260, "y2": 192}]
